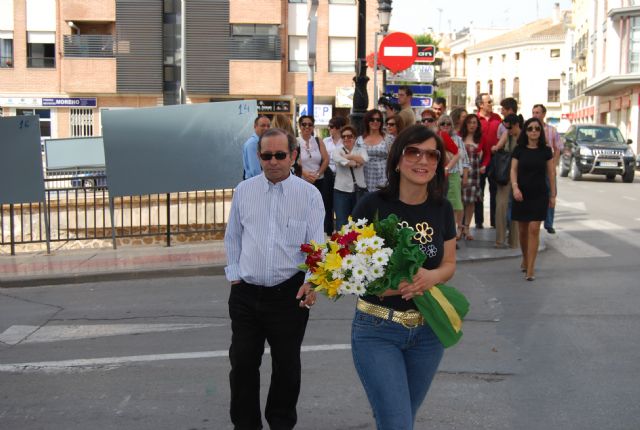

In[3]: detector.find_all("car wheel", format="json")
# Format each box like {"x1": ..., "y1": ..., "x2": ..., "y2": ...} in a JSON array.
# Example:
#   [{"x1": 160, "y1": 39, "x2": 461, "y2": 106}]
[
  {"x1": 623, "y1": 167, "x2": 635, "y2": 183},
  {"x1": 559, "y1": 158, "x2": 570, "y2": 177},
  {"x1": 569, "y1": 157, "x2": 582, "y2": 181},
  {"x1": 606, "y1": 173, "x2": 616, "y2": 181}
]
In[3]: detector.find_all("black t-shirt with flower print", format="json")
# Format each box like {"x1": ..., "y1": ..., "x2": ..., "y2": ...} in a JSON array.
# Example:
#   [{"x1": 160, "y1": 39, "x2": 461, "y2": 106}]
[{"x1": 352, "y1": 190, "x2": 456, "y2": 311}]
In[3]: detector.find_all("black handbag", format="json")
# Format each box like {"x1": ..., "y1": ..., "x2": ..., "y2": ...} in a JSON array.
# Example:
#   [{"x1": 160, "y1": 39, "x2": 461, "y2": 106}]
[
  {"x1": 491, "y1": 136, "x2": 514, "y2": 186},
  {"x1": 491, "y1": 150, "x2": 512, "y2": 186},
  {"x1": 344, "y1": 147, "x2": 368, "y2": 200}
]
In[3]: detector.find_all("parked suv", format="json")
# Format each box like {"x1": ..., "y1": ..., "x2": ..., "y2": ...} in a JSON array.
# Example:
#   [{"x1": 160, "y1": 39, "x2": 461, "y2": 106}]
[{"x1": 560, "y1": 124, "x2": 635, "y2": 183}]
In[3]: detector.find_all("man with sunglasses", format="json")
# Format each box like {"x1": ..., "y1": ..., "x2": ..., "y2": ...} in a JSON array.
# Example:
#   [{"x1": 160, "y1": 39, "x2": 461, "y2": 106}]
[
  {"x1": 225, "y1": 128, "x2": 324, "y2": 430},
  {"x1": 242, "y1": 115, "x2": 271, "y2": 180}
]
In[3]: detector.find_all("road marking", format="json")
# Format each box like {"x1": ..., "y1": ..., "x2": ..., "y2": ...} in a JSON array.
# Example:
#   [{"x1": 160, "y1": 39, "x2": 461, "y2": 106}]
[
  {"x1": 622, "y1": 196, "x2": 637, "y2": 201},
  {"x1": 0, "y1": 323, "x2": 218, "y2": 346},
  {"x1": 556, "y1": 198, "x2": 586, "y2": 212},
  {"x1": 579, "y1": 219, "x2": 640, "y2": 249},
  {"x1": 0, "y1": 344, "x2": 352, "y2": 374},
  {"x1": 545, "y1": 231, "x2": 610, "y2": 258}
]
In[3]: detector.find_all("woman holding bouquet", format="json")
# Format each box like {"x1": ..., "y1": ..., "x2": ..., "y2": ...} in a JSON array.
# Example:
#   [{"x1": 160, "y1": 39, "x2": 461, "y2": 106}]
[{"x1": 351, "y1": 124, "x2": 457, "y2": 430}]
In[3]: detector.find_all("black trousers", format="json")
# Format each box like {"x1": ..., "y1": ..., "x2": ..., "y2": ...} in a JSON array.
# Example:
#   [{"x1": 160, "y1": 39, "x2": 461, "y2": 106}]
[
  {"x1": 228, "y1": 272, "x2": 309, "y2": 430},
  {"x1": 475, "y1": 172, "x2": 497, "y2": 227},
  {"x1": 313, "y1": 173, "x2": 335, "y2": 235}
]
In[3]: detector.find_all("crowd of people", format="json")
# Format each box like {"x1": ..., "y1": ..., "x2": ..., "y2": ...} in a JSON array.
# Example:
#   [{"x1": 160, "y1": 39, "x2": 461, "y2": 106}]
[{"x1": 232, "y1": 90, "x2": 560, "y2": 429}]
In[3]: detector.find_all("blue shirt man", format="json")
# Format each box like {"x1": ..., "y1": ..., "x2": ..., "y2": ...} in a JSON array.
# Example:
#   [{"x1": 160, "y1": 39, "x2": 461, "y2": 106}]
[
  {"x1": 242, "y1": 115, "x2": 271, "y2": 179},
  {"x1": 225, "y1": 128, "x2": 323, "y2": 429}
]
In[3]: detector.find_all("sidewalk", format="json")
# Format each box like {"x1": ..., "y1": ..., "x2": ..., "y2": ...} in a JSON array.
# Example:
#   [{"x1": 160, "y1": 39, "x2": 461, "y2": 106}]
[{"x1": 0, "y1": 227, "x2": 540, "y2": 288}]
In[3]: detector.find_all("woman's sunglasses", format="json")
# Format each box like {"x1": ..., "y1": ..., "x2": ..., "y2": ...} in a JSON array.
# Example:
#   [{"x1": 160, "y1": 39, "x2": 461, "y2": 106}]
[
  {"x1": 402, "y1": 147, "x2": 441, "y2": 163},
  {"x1": 526, "y1": 126, "x2": 541, "y2": 132}
]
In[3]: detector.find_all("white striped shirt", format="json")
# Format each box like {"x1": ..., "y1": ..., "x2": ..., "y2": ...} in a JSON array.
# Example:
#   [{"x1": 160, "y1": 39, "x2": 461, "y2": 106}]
[{"x1": 224, "y1": 172, "x2": 325, "y2": 286}]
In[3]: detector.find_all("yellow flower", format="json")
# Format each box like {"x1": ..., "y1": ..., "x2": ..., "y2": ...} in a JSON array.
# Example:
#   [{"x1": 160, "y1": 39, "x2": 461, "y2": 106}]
[
  {"x1": 357, "y1": 223, "x2": 376, "y2": 239},
  {"x1": 309, "y1": 266, "x2": 328, "y2": 288},
  {"x1": 323, "y1": 277, "x2": 343, "y2": 299},
  {"x1": 323, "y1": 250, "x2": 343, "y2": 272}
]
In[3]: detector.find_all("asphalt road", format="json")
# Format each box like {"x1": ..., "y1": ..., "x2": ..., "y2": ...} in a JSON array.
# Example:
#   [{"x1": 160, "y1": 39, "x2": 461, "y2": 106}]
[{"x1": 1, "y1": 174, "x2": 639, "y2": 430}]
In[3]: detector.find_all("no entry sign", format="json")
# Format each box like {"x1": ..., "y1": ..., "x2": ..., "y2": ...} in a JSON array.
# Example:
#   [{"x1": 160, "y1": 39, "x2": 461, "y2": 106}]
[{"x1": 378, "y1": 32, "x2": 417, "y2": 74}]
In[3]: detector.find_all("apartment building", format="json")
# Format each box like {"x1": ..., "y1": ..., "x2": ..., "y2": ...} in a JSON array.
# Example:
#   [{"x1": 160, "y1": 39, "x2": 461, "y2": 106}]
[
  {"x1": 0, "y1": 0, "x2": 381, "y2": 139},
  {"x1": 438, "y1": 26, "x2": 509, "y2": 110},
  {"x1": 571, "y1": 0, "x2": 640, "y2": 150},
  {"x1": 464, "y1": 8, "x2": 570, "y2": 127}
]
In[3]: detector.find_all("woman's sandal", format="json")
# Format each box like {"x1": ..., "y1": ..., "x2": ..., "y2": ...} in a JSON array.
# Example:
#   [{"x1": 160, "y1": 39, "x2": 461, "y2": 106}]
[
  {"x1": 463, "y1": 225, "x2": 474, "y2": 240},
  {"x1": 456, "y1": 225, "x2": 463, "y2": 241}
]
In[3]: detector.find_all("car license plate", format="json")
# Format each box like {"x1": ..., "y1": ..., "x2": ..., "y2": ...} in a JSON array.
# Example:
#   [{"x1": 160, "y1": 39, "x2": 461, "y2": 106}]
[{"x1": 600, "y1": 161, "x2": 618, "y2": 167}]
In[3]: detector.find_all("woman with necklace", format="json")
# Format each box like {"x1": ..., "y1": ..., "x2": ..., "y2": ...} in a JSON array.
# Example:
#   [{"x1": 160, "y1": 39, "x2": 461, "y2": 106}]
[
  {"x1": 510, "y1": 117, "x2": 556, "y2": 281},
  {"x1": 297, "y1": 115, "x2": 332, "y2": 235},
  {"x1": 351, "y1": 125, "x2": 456, "y2": 430}
]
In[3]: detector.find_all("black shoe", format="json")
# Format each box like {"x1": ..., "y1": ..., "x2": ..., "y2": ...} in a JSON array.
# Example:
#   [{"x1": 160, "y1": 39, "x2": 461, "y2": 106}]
[
  {"x1": 546, "y1": 227, "x2": 556, "y2": 234},
  {"x1": 475, "y1": 224, "x2": 484, "y2": 229}
]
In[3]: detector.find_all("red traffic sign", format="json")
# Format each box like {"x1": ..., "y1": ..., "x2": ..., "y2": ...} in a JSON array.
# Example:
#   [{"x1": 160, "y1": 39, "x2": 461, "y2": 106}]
[
  {"x1": 378, "y1": 32, "x2": 417, "y2": 74},
  {"x1": 415, "y1": 45, "x2": 435, "y2": 63}
]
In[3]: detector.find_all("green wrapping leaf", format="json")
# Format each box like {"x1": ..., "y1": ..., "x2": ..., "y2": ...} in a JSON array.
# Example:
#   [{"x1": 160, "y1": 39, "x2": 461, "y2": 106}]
[
  {"x1": 413, "y1": 284, "x2": 470, "y2": 348},
  {"x1": 383, "y1": 228, "x2": 426, "y2": 291}
]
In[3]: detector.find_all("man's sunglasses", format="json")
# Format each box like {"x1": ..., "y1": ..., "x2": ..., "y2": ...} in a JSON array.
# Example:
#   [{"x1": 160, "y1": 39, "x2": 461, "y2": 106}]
[
  {"x1": 259, "y1": 151, "x2": 288, "y2": 161},
  {"x1": 300, "y1": 122, "x2": 314, "y2": 127},
  {"x1": 422, "y1": 118, "x2": 436, "y2": 123}
]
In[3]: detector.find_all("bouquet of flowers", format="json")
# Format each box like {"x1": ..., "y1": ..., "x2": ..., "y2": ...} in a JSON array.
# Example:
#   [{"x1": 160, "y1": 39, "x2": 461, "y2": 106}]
[{"x1": 299, "y1": 215, "x2": 470, "y2": 348}]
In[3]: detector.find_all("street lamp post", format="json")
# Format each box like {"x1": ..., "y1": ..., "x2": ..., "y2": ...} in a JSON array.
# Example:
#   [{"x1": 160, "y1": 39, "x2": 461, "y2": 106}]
[
  {"x1": 373, "y1": 1, "x2": 392, "y2": 106},
  {"x1": 350, "y1": 0, "x2": 368, "y2": 135}
]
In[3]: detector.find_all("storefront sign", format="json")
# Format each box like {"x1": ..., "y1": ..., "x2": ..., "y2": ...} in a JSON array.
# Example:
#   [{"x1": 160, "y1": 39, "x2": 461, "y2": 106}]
[
  {"x1": 298, "y1": 104, "x2": 333, "y2": 125},
  {"x1": 42, "y1": 98, "x2": 97, "y2": 107},
  {"x1": 257, "y1": 99, "x2": 292, "y2": 114}
]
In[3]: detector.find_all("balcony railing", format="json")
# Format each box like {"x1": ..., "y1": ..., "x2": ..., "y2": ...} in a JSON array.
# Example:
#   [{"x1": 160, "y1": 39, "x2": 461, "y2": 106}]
[{"x1": 63, "y1": 35, "x2": 115, "y2": 58}]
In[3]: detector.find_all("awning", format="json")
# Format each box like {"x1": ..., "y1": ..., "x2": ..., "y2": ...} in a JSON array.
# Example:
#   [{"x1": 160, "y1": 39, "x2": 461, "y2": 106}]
[{"x1": 584, "y1": 74, "x2": 640, "y2": 96}]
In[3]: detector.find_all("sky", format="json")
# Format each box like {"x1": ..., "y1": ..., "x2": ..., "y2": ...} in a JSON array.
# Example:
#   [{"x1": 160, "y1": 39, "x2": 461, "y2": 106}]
[{"x1": 388, "y1": 0, "x2": 572, "y2": 35}]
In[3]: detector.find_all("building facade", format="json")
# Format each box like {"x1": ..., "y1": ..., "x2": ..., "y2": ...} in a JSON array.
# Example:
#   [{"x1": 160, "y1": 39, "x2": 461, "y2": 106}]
[
  {"x1": 464, "y1": 9, "x2": 570, "y2": 127},
  {"x1": 0, "y1": 0, "x2": 383, "y2": 139},
  {"x1": 571, "y1": 0, "x2": 640, "y2": 152}
]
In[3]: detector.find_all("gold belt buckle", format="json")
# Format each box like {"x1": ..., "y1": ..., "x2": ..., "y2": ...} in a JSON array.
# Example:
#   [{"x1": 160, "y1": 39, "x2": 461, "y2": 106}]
[{"x1": 400, "y1": 310, "x2": 421, "y2": 329}]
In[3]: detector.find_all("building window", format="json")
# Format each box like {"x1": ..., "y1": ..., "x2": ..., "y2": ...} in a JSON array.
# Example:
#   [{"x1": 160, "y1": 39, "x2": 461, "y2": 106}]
[
  {"x1": 0, "y1": 35, "x2": 13, "y2": 67},
  {"x1": 499, "y1": 79, "x2": 506, "y2": 100},
  {"x1": 289, "y1": 35, "x2": 307, "y2": 72},
  {"x1": 501, "y1": 54, "x2": 506, "y2": 62},
  {"x1": 329, "y1": 0, "x2": 356, "y2": 3},
  {"x1": 476, "y1": 58, "x2": 480, "y2": 66},
  {"x1": 550, "y1": 49, "x2": 560, "y2": 58},
  {"x1": 513, "y1": 77, "x2": 520, "y2": 100},
  {"x1": 547, "y1": 79, "x2": 560, "y2": 102},
  {"x1": 515, "y1": 52, "x2": 520, "y2": 60},
  {"x1": 288, "y1": 0, "x2": 306, "y2": 3},
  {"x1": 630, "y1": 17, "x2": 640, "y2": 73},
  {"x1": 475, "y1": 81, "x2": 481, "y2": 97},
  {"x1": 70, "y1": 108, "x2": 94, "y2": 137},
  {"x1": 16, "y1": 108, "x2": 51, "y2": 139},
  {"x1": 27, "y1": 32, "x2": 55, "y2": 68},
  {"x1": 489, "y1": 56, "x2": 493, "y2": 64},
  {"x1": 487, "y1": 80, "x2": 493, "y2": 96},
  {"x1": 230, "y1": 24, "x2": 281, "y2": 60},
  {"x1": 329, "y1": 37, "x2": 355, "y2": 72}
]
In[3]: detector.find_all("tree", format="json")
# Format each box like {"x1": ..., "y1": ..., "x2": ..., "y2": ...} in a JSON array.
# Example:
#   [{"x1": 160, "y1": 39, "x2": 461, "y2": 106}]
[{"x1": 413, "y1": 34, "x2": 440, "y2": 48}]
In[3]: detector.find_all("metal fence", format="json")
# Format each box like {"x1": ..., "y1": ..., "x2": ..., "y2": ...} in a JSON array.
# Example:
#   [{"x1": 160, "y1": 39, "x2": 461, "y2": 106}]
[
  {"x1": 1, "y1": 174, "x2": 233, "y2": 255},
  {"x1": 63, "y1": 35, "x2": 115, "y2": 58}
]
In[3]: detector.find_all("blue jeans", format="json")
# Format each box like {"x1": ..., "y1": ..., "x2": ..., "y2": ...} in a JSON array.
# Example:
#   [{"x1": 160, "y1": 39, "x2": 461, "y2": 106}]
[
  {"x1": 544, "y1": 175, "x2": 556, "y2": 230},
  {"x1": 334, "y1": 189, "x2": 358, "y2": 230},
  {"x1": 351, "y1": 309, "x2": 444, "y2": 430}
]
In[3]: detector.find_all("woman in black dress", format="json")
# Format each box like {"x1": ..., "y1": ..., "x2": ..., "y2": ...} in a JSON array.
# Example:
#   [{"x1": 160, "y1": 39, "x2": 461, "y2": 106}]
[{"x1": 510, "y1": 117, "x2": 556, "y2": 281}]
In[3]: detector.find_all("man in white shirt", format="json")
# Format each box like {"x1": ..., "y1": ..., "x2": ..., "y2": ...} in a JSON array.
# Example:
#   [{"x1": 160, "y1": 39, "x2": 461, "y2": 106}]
[{"x1": 225, "y1": 128, "x2": 324, "y2": 430}]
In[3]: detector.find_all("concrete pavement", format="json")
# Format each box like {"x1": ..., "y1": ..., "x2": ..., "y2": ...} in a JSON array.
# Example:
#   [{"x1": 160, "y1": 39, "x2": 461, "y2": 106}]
[{"x1": 0, "y1": 227, "x2": 540, "y2": 287}]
